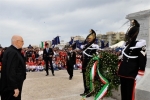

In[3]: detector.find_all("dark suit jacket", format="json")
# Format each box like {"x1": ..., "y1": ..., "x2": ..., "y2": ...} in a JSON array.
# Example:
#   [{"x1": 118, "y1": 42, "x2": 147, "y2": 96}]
[
  {"x1": 0, "y1": 45, "x2": 26, "y2": 93},
  {"x1": 43, "y1": 48, "x2": 54, "y2": 61},
  {"x1": 66, "y1": 51, "x2": 76, "y2": 66}
]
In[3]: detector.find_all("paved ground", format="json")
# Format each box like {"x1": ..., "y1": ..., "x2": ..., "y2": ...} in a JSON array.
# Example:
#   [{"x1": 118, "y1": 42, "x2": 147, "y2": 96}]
[
  {"x1": 1, "y1": 68, "x2": 149, "y2": 100},
  {"x1": 22, "y1": 70, "x2": 116, "y2": 100}
]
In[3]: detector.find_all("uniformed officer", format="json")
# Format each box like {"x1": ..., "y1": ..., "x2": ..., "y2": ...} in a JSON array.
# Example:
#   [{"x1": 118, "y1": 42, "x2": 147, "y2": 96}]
[
  {"x1": 80, "y1": 29, "x2": 99, "y2": 96},
  {"x1": 118, "y1": 19, "x2": 147, "y2": 100}
]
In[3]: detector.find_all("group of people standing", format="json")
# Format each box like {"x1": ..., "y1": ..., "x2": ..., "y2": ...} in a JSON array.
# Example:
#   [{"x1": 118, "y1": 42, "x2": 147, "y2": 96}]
[{"x1": 0, "y1": 19, "x2": 147, "y2": 100}]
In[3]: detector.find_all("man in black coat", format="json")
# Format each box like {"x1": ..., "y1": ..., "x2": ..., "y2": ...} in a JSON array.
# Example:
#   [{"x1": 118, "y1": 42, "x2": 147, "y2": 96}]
[
  {"x1": 43, "y1": 43, "x2": 54, "y2": 76},
  {"x1": 118, "y1": 19, "x2": 147, "y2": 100},
  {"x1": 66, "y1": 45, "x2": 76, "y2": 80},
  {"x1": 0, "y1": 35, "x2": 26, "y2": 100},
  {"x1": 0, "y1": 46, "x2": 3, "y2": 72}
]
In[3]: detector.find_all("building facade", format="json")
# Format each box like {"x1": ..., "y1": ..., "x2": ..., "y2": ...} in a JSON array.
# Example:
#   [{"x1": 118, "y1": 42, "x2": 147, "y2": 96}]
[{"x1": 97, "y1": 32, "x2": 125, "y2": 46}]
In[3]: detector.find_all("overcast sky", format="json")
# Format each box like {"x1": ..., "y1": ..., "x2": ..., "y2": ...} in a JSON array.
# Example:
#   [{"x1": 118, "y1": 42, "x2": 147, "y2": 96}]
[{"x1": 0, "y1": 0, "x2": 150, "y2": 47}]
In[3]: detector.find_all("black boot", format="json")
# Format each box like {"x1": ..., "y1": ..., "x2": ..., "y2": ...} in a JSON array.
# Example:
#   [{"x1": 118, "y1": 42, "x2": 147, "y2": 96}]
[
  {"x1": 69, "y1": 76, "x2": 72, "y2": 80},
  {"x1": 80, "y1": 92, "x2": 87, "y2": 96},
  {"x1": 52, "y1": 73, "x2": 55, "y2": 76},
  {"x1": 45, "y1": 74, "x2": 49, "y2": 76}
]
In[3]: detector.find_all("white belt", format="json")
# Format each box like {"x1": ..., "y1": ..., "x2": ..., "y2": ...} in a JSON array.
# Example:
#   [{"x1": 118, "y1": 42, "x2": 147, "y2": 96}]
[
  {"x1": 122, "y1": 46, "x2": 138, "y2": 58},
  {"x1": 83, "y1": 51, "x2": 93, "y2": 57}
]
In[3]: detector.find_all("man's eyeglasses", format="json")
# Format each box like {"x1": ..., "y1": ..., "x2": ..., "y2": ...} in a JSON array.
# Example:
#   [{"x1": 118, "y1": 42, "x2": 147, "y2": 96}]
[{"x1": 17, "y1": 40, "x2": 24, "y2": 43}]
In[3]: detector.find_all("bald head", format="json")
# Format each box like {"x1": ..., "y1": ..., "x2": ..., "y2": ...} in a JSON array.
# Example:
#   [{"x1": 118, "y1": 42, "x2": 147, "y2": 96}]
[{"x1": 11, "y1": 35, "x2": 24, "y2": 49}]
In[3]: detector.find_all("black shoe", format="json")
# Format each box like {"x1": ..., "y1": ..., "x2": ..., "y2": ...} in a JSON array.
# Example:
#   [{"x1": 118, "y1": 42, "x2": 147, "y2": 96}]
[
  {"x1": 52, "y1": 73, "x2": 55, "y2": 76},
  {"x1": 80, "y1": 93, "x2": 86, "y2": 96},
  {"x1": 86, "y1": 93, "x2": 91, "y2": 98},
  {"x1": 46, "y1": 74, "x2": 49, "y2": 76},
  {"x1": 69, "y1": 76, "x2": 72, "y2": 80}
]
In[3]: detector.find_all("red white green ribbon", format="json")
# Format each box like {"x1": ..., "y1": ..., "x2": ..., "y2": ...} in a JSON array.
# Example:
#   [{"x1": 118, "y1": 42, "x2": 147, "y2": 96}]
[
  {"x1": 82, "y1": 56, "x2": 109, "y2": 100},
  {"x1": 95, "y1": 61, "x2": 109, "y2": 100},
  {"x1": 90, "y1": 61, "x2": 98, "y2": 91}
]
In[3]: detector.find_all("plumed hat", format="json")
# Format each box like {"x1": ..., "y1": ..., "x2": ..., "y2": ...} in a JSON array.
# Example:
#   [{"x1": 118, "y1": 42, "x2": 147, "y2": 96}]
[
  {"x1": 81, "y1": 29, "x2": 97, "y2": 51},
  {"x1": 85, "y1": 29, "x2": 96, "y2": 44},
  {"x1": 124, "y1": 19, "x2": 140, "y2": 52},
  {"x1": 125, "y1": 19, "x2": 140, "y2": 44}
]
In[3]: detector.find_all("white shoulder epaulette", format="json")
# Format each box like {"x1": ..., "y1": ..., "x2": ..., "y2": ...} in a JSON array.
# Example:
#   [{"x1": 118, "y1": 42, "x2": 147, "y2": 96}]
[{"x1": 130, "y1": 39, "x2": 146, "y2": 49}]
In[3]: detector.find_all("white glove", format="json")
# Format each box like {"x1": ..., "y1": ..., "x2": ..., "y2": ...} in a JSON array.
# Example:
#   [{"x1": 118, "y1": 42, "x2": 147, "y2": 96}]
[
  {"x1": 80, "y1": 45, "x2": 85, "y2": 49},
  {"x1": 118, "y1": 55, "x2": 122, "y2": 60},
  {"x1": 135, "y1": 75, "x2": 142, "y2": 83}
]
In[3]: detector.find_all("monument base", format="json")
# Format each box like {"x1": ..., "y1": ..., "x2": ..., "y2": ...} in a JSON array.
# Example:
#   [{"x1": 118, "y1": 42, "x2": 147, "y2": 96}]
[{"x1": 146, "y1": 50, "x2": 150, "y2": 68}]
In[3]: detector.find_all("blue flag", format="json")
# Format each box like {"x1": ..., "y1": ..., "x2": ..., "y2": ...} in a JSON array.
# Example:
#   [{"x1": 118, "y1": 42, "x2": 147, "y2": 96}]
[
  {"x1": 56, "y1": 36, "x2": 60, "y2": 44},
  {"x1": 95, "y1": 38, "x2": 98, "y2": 44},
  {"x1": 69, "y1": 37, "x2": 74, "y2": 45},
  {"x1": 75, "y1": 40, "x2": 83, "y2": 49},
  {"x1": 100, "y1": 40, "x2": 105, "y2": 49},
  {"x1": 52, "y1": 39, "x2": 55, "y2": 45},
  {"x1": 105, "y1": 42, "x2": 109, "y2": 47},
  {"x1": 52, "y1": 38, "x2": 55, "y2": 48},
  {"x1": 54, "y1": 36, "x2": 60, "y2": 45}
]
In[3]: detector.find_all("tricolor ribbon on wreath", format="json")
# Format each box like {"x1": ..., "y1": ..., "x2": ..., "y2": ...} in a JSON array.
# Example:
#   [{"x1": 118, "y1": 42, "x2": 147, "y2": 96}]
[{"x1": 81, "y1": 56, "x2": 109, "y2": 100}]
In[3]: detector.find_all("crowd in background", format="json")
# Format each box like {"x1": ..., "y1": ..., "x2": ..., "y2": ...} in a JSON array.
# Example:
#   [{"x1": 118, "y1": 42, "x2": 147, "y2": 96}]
[
  {"x1": 0, "y1": 45, "x2": 83, "y2": 72},
  {"x1": 0, "y1": 45, "x2": 122, "y2": 72}
]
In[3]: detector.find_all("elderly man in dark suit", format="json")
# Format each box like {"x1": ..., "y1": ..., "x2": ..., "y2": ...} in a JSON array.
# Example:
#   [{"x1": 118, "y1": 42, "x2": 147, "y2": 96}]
[
  {"x1": 0, "y1": 35, "x2": 26, "y2": 100},
  {"x1": 43, "y1": 43, "x2": 54, "y2": 76}
]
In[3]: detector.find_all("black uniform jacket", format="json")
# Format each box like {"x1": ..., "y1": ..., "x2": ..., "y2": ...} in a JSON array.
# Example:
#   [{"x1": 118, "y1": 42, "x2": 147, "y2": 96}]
[
  {"x1": 81, "y1": 44, "x2": 98, "y2": 69},
  {"x1": 118, "y1": 40, "x2": 147, "y2": 79},
  {"x1": 0, "y1": 45, "x2": 26, "y2": 92}
]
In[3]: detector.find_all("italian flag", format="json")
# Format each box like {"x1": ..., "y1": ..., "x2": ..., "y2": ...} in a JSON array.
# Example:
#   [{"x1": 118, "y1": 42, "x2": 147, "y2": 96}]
[{"x1": 41, "y1": 41, "x2": 47, "y2": 48}]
